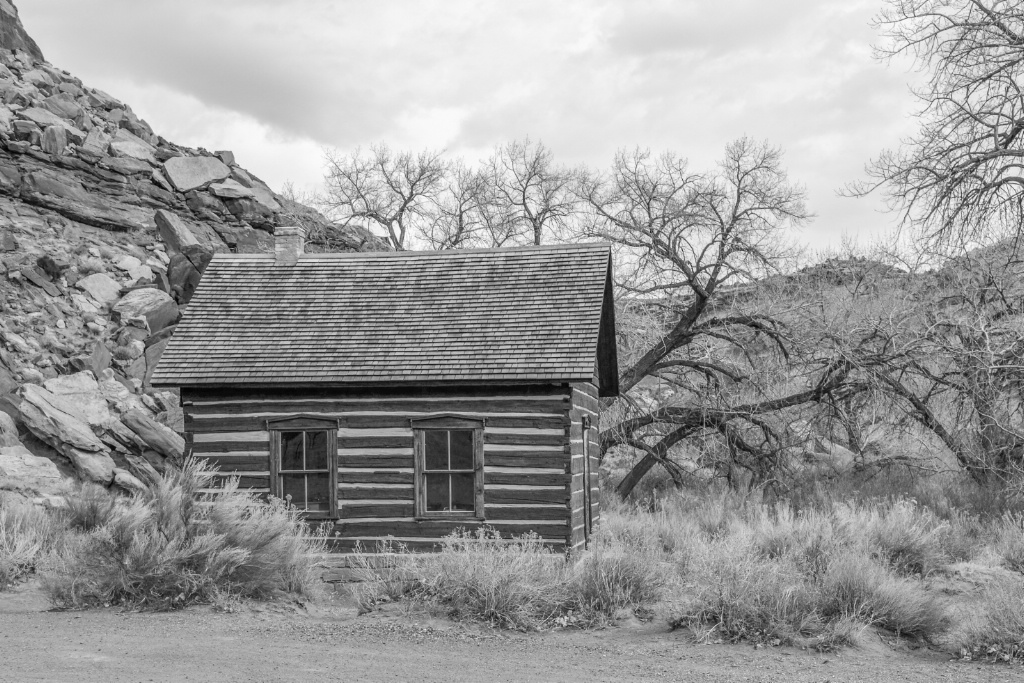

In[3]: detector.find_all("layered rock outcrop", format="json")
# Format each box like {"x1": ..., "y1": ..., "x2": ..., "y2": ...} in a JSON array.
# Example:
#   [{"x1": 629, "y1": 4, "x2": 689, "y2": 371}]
[{"x1": 0, "y1": 2, "x2": 388, "y2": 502}]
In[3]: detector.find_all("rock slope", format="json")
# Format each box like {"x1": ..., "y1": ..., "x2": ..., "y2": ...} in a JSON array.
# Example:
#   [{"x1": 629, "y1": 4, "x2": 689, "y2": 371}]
[{"x1": 0, "y1": 2, "x2": 386, "y2": 503}]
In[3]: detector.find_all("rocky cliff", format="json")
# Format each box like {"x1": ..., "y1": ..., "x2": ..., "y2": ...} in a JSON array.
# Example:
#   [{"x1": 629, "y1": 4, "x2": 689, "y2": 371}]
[{"x1": 0, "y1": 3, "x2": 385, "y2": 504}]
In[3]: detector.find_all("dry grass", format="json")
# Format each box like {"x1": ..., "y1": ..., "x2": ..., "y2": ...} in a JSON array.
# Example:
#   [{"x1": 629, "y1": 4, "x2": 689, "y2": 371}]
[
  {"x1": 357, "y1": 527, "x2": 668, "y2": 630},
  {"x1": 44, "y1": 460, "x2": 326, "y2": 609},
  {"x1": 0, "y1": 497, "x2": 66, "y2": 588}
]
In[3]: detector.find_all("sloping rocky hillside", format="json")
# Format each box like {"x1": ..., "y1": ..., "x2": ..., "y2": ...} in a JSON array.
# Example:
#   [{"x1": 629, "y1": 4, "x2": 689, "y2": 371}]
[{"x1": 0, "y1": 3, "x2": 385, "y2": 504}]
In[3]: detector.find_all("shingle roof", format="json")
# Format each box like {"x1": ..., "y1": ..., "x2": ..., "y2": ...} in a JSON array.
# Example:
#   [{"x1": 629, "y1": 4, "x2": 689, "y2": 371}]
[{"x1": 151, "y1": 243, "x2": 617, "y2": 392}]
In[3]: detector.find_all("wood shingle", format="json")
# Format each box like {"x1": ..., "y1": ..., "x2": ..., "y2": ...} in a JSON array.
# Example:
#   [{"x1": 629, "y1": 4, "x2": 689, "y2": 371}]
[{"x1": 151, "y1": 243, "x2": 617, "y2": 394}]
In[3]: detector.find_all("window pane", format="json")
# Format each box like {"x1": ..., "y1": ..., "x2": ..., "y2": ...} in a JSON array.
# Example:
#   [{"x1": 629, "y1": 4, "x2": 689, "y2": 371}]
[
  {"x1": 305, "y1": 473, "x2": 330, "y2": 512},
  {"x1": 280, "y1": 432, "x2": 304, "y2": 470},
  {"x1": 450, "y1": 473, "x2": 475, "y2": 511},
  {"x1": 449, "y1": 430, "x2": 474, "y2": 470},
  {"x1": 282, "y1": 474, "x2": 305, "y2": 507},
  {"x1": 425, "y1": 473, "x2": 450, "y2": 511},
  {"x1": 305, "y1": 431, "x2": 329, "y2": 470},
  {"x1": 424, "y1": 431, "x2": 448, "y2": 470}
]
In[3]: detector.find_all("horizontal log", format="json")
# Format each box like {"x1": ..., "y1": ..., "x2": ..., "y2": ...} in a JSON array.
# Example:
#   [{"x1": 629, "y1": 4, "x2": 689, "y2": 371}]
[
  {"x1": 484, "y1": 453, "x2": 568, "y2": 468},
  {"x1": 342, "y1": 503, "x2": 415, "y2": 518},
  {"x1": 338, "y1": 471, "x2": 415, "y2": 484},
  {"x1": 188, "y1": 398, "x2": 569, "y2": 416},
  {"x1": 189, "y1": 413, "x2": 570, "y2": 433},
  {"x1": 484, "y1": 432, "x2": 566, "y2": 447},
  {"x1": 484, "y1": 471, "x2": 570, "y2": 486},
  {"x1": 485, "y1": 488, "x2": 566, "y2": 505},
  {"x1": 191, "y1": 440, "x2": 269, "y2": 454},
  {"x1": 338, "y1": 435, "x2": 411, "y2": 449},
  {"x1": 484, "y1": 506, "x2": 570, "y2": 521},
  {"x1": 339, "y1": 486, "x2": 414, "y2": 500},
  {"x1": 339, "y1": 454, "x2": 414, "y2": 468},
  {"x1": 196, "y1": 455, "x2": 268, "y2": 472},
  {"x1": 332, "y1": 520, "x2": 569, "y2": 540}
]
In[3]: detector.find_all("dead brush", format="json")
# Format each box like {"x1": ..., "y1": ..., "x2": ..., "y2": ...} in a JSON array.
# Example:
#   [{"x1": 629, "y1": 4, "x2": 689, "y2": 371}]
[
  {"x1": 45, "y1": 460, "x2": 326, "y2": 609},
  {"x1": 0, "y1": 498, "x2": 66, "y2": 588},
  {"x1": 350, "y1": 539, "x2": 420, "y2": 614}
]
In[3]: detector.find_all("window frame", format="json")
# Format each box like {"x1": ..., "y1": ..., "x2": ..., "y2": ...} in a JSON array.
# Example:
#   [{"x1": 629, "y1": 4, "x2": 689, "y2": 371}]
[
  {"x1": 411, "y1": 414, "x2": 485, "y2": 520},
  {"x1": 267, "y1": 415, "x2": 339, "y2": 519}
]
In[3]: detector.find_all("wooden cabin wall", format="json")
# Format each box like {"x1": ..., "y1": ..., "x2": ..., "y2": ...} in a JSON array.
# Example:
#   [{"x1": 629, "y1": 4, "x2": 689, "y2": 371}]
[
  {"x1": 568, "y1": 381, "x2": 601, "y2": 553},
  {"x1": 182, "y1": 385, "x2": 574, "y2": 551}
]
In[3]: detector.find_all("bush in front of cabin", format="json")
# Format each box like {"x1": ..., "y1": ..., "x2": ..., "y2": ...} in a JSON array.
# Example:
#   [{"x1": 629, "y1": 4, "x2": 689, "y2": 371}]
[
  {"x1": 414, "y1": 528, "x2": 566, "y2": 629},
  {"x1": 355, "y1": 526, "x2": 669, "y2": 629},
  {"x1": 45, "y1": 459, "x2": 326, "y2": 609}
]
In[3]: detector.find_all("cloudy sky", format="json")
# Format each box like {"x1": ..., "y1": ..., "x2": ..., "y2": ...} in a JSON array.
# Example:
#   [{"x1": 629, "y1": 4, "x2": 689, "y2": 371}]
[{"x1": 21, "y1": 0, "x2": 921, "y2": 251}]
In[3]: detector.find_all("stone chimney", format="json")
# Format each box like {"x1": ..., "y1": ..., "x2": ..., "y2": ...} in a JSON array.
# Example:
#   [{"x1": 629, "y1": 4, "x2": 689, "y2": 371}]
[{"x1": 274, "y1": 226, "x2": 305, "y2": 265}]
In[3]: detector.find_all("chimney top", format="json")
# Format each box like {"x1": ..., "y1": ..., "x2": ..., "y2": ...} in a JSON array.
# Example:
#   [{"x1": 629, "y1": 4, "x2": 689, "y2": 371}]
[{"x1": 274, "y1": 226, "x2": 305, "y2": 265}]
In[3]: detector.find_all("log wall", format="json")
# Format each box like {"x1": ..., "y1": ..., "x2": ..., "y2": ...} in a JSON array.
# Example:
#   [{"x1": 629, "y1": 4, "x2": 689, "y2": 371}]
[{"x1": 182, "y1": 384, "x2": 574, "y2": 551}]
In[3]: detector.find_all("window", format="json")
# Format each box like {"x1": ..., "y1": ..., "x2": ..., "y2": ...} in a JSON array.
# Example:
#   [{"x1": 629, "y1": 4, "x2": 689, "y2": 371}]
[
  {"x1": 412, "y1": 415, "x2": 484, "y2": 519},
  {"x1": 268, "y1": 416, "x2": 338, "y2": 518}
]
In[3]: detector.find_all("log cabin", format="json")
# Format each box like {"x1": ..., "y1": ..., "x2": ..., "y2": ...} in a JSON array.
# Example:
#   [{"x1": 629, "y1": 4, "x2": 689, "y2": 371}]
[{"x1": 151, "y1": 227, "x2": 618, "y2": 554}]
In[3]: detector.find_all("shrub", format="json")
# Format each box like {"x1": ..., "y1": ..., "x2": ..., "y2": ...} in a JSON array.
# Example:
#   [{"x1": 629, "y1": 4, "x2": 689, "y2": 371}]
[
  {"x1": 45, "y1": 460, "x2": 326, "y2": 609},
  {"x1": 566, "y1": 543, "x2": 667, "y2": 624},
  {"x1": 670, "y1": 535, "x2": 819, "y2": 644},
  {"x1": 856, "y1": 500, "x2": 948, "y2": 577},
  {"x1": 0, "y1": 497, "x2": 65, "y2": 588},
  {"x1": 60, "y1": 484, "x2": 117, "y2": 532},
  {"x1": 349, "y1": 539, "x2": 419, "y2": 613},
  {"x1": 993, "y1": 512, "x2": 1024, "y2": 573},
  {"x1": 413, "y1": 528, "x2": 566, "y2": 630},
  {"x1": 817, "y1": 552, "x2": 949, "y2": 638},
  {"x1": 958, "y1": 578, "x2": 1024, "y2": 660}
]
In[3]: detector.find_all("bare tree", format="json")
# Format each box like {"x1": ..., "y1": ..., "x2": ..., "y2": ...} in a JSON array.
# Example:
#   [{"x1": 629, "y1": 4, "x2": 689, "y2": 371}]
[
  {"x1": 484, "y1": 138, "x2": 580, "y2": 246},
  {"x1": 420, "y1": 158, "x2": 487, "y2": 250},
  {"x1": 322, "y1": 144, "x2": 447, "y2": 250},
  {"x1": 850, "y1": 1, "x2": 1024, "y2": 249},
  {"x1": 578, "y1": 139, "x2": 878, "y2": 497}
]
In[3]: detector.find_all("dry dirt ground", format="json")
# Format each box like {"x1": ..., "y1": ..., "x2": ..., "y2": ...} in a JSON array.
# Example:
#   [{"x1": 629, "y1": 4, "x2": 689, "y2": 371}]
[{"x1": 1, "y1": 582, "x2": 1020, "y2": 683}]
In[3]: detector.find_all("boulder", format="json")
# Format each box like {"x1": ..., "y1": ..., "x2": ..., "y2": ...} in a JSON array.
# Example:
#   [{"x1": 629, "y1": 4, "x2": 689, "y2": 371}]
[
  {"x1": 79, "y1": 128, "x2": 110, "y2": 157},
  {"x1": 41, "y1": 93, "x2": 83, "y2": 121},
  {"x1": 250, "y1": 180, "x2": 283, "y2": 212},
  {"x1": 112, "y1": 467, "x2": 146, "y2": 494},
  {"x1": 75, "y1": 272, "x2": 122, "y2": 305},
  {"x1": 166, "y1": 253, "x2": 202, "y2": 304},
  {"x1": 65, "y1": 446, "x2": 115, "y2": 485},
  {"x1": 209, "y1": 178, "x2": 253, "y2": 199},
  {"x1": 163, "y1": 155, "x2": 229, "y2": 192},
  {"x1": 33, "y1": 373, "x2": 110, "y2": 432},
  {"x1": 19, "y1": 106, "x2": 65, "y2": 129},
  {"x1": 108, "y1": 128, "x2": 156, "y2": 164},
  {"x1": 112, "y1": 288, "x2": 177, "y2": 332},
  {"x1": 115, "y1": 255, "x2": 142, "y2": 272},
  {"x1": 154, "y1": 209, "x2": 201, "y2": 252},
  {"x1": 0, "y1": 444, "x2": 64, "y2": 496},
  {"x1": 121, "y1": 408, "x2": 184, "y2": 463},
  {"x1": 39, "y1": 124, "x2": 66, "y2": 155},
  {"x1": 17, "y1": 384, "x2": 105, "y2": 455},
  {"x1": 215, "y1": 150, "x2": 235, "y2": 165}
]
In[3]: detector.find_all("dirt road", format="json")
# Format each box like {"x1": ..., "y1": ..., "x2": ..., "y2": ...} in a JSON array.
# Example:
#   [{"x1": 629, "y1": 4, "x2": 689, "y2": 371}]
[{"x1": 0, "y1": 582, "x2": 1019, "y2": 683}]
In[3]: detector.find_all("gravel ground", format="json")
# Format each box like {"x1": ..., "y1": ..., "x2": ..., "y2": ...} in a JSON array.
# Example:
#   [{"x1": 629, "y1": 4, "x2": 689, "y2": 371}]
[{"x1": 1, "y1": 582, "x2": 1020, "y2": 683}]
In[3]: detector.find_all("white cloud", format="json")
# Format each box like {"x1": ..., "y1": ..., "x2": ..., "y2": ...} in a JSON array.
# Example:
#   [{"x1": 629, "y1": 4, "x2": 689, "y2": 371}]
[{"x1": 17, "y1": 0, "x2": 924, "y2": 248}]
